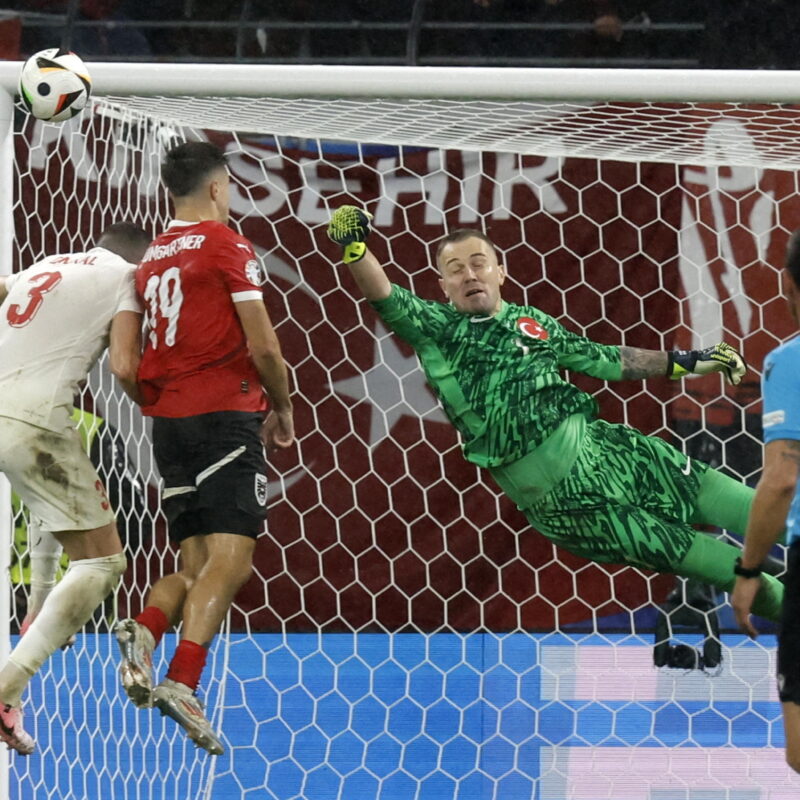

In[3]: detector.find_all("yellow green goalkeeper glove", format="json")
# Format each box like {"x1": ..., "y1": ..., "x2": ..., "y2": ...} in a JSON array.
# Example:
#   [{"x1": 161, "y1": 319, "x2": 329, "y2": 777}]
[
  {"x1": 666, "y1": 342, "x2": 747, "y2": 385},
  {"x1": 327, "y1": 206, "x2": 373, "y2": 264}
]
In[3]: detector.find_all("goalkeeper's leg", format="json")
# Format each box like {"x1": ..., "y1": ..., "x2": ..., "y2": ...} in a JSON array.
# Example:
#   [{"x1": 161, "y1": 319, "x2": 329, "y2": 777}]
[
  {"x1": 690, "y1": 467, "x2": 755, "y2": 536},
  {"x1": 690, "y1": 465, "x2": 786, "y2": 578},
  {"x1": 674, "y1": 530, "x2": 783, "y2": 622},
  {"x1": 525, "y1": 493, "x2": 784, "y2": 622}
]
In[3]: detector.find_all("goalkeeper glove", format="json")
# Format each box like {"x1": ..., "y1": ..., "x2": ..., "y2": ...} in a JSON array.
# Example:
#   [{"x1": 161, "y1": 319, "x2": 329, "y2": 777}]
[
  {"x1": 666, "y1": 342, "x2": 747, "y2": 385},
  {"x1": 327, "y1": 205, "x2": 373, "y2": 264}
]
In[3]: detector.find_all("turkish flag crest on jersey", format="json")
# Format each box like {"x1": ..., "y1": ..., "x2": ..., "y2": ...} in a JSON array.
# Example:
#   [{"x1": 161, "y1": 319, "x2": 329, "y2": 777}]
[{"x1": 517, "y1": 317, "x2": 548, "y2": 340}]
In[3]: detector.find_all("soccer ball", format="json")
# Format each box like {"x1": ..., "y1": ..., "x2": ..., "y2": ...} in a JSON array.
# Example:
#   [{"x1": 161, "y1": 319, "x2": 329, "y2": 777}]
[{"x1": 18, "y1": 48, "x2": 92, "y2": 123}]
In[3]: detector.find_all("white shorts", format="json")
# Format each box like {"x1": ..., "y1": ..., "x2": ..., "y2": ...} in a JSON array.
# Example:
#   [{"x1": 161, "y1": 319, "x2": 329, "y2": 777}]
[{"x1": 0, "y1": 416, "x2": 115, "y2": 533}]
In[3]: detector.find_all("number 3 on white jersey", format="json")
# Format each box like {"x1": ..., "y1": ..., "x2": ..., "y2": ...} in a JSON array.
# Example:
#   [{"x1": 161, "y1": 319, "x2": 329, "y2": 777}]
[{"x1": 143, "y1": 267, "x2": 183, "y2": 348}]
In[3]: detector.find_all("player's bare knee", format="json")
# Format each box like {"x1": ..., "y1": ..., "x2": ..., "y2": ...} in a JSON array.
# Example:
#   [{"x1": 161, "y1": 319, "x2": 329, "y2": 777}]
[
  {"x1": 787, "y1": 749, "x2": 800, "y2": 775},
  {"x1": 232, "y1": 559, "x2": 253, "y2": 591},
  {"x1": 176, "y1": 569, "x2": 198, "y2": 594},
  {"x1": 209, "y1": 556, "x2": 252, "y2": 592}
]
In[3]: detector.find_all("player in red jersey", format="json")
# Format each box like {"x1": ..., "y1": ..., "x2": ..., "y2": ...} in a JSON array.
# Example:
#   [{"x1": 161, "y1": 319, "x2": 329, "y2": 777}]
[{"x1": 115, "y1": 141, "x2": 294, "y2": 755}]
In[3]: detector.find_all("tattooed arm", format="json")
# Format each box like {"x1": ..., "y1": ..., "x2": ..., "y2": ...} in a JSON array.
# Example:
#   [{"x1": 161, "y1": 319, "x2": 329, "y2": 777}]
[
  {"x1": 732, "y1": 438, "x2": 799, "y2": 637},
  {"x1": 619, "y1": 347, "x2": 669, "y2": 380},
  {"x1": 557, "y1": 323, "x2": 743, "y2": 384}
]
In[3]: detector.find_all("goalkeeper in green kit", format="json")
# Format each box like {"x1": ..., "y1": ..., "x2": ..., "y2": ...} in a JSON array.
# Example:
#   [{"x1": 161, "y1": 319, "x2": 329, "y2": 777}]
[{"x1": 327, "y1": 205, "x2": 784, "y2": 623}]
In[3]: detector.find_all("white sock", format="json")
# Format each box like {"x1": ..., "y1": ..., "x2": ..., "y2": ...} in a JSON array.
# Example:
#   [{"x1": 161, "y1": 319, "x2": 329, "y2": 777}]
[
  {"x1": 0, "y1": 552, "x2": 127, "y2": 706},
  {"x1": 26, "y1": 524, "x2": 63, "y2": 616}
]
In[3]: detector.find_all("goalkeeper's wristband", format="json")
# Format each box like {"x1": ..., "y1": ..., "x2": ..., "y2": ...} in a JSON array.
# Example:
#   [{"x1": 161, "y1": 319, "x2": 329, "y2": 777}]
[
  {"x1": 666, "y1": 350, "x2": 696, "y2": 379},
  {"x1": 733, "y1": 557, "x2": 762, "y2": 579},
  {"x1": 666, "y1": 343, "x2": 746, "y2": 385},
  {"x1": 342, "y1": 241, "x2": 367, "y2": 264}
]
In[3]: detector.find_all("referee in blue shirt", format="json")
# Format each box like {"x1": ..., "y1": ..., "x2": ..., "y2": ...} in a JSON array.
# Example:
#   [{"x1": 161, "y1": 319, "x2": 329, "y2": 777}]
[{"x1": 732, "y1": 228, "x2": 800, "y2": 774}]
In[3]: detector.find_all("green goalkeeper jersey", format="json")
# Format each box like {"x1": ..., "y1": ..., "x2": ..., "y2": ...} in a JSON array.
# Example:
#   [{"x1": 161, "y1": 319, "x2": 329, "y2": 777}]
[{"x1": 371, "y1": 284, "x2": 622, "y2": 468}]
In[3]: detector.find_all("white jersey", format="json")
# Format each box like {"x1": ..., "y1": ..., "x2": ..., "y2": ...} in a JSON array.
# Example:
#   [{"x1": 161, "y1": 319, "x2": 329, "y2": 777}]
[{"x1": 0, "y1": 247, "x2": 141, "y2": 432}]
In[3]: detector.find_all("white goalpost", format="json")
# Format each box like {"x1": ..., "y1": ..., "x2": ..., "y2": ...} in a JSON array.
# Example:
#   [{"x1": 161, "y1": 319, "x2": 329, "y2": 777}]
[{"x1": 1, "y1": 62, "x2": 800, "y2": 799}]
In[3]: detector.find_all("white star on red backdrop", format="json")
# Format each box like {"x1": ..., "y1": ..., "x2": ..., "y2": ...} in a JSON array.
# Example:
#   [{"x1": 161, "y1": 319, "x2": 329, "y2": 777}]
[{"x1": 332, "y1": 323, "x2": 448, "y2": 447}]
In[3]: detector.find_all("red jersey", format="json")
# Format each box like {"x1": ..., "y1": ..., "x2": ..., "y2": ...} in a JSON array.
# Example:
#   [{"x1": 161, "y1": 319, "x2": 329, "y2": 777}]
[{"x1": 136, "y1": 219, "x2": 268, "y2": 418}]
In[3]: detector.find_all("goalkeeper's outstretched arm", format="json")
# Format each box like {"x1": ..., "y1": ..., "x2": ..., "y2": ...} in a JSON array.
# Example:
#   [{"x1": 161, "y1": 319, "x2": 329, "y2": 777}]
[
  {"x1": 620, "y1": 343, "x2": 747, "y2": 385},
  {"x1": 327, "y1": 206, "x2": 391, "y2": 302},
  {"x1": 619, "y1": 347, "x2": 668, "y2": 380},
  {"x1": 342, "y1": 245, "x2": 391, "y2": 302}
]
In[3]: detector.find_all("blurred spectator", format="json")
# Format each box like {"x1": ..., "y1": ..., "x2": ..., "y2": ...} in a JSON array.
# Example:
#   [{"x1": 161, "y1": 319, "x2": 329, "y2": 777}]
[
  {"x1": 352, "y1": 0, "x2": 412, "y2": 60},
  {"x1": 248, "y1": 1, "x2": 411, "y2": 61},
  {"x1": 246, "y1": 0, "x2": 310, "y2": 59},
  {"x1": 421, "y1": 0, "x2": 510, "y2": 62},
  {"x1": 118, "y1": 0, "x2": 187, "y2": 59},
  {"x1": 566, "y1": 1, "x2": 626, "y2": 62},
  {"x1": 705, "y1": 0, "x2": 800, "y2": 69},
  {"x1": 77, "y1": 0, "x2": 151, "y2": 57},
  {"x1": 178, "y1": 0, "x2": 239, "y2": 60},
  {"x1": 12, "y1": 0, "x2": 151, "y2": 57},
  {"x1": 6, "y1": 0, "x2": 800, "y2": 73}
]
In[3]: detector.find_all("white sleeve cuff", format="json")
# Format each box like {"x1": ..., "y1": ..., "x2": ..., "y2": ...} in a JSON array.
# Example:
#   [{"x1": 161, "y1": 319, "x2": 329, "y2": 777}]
[
  {"x1": 231, "y1": 290, "x2": 263, "y2": 302},
  {"x1": 116, "y1": 299, "x2": 144, "y2": 314}
]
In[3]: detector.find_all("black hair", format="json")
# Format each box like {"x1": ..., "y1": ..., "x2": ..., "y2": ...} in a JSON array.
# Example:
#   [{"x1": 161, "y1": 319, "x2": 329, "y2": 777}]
[
  {"x1": 786, "y1": 228, "x2": 800, "y2": 291},
  {"x1": 97, "y1": 222, "x2": 151, "y2": 264},
  {"x1": 161, "y1": 141, "x2": 228, "y2": 198},
  {"x1": 434, "y1": 228, "x2": 497, "y2": 269}
]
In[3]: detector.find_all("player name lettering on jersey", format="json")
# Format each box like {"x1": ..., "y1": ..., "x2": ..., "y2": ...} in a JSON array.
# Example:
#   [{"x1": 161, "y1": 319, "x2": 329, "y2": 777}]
[
  {"x1": 142, "y1": 235, "x2": 206, "y2": 262},
  {"x1": 47, "y1": 254, "x2": 97, "y2": 266}
]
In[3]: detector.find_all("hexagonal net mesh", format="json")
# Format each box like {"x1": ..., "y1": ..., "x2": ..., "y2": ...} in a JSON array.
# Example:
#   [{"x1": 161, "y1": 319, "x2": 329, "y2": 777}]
[{"x1": 6, "y1": 93, "x2": 800, "y2": 798}]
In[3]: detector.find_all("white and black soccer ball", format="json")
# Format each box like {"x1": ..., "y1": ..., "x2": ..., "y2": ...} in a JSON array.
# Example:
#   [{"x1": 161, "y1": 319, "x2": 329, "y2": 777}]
[{"x1": 18, "y1": 48, "x2": 92, "y2": 123}]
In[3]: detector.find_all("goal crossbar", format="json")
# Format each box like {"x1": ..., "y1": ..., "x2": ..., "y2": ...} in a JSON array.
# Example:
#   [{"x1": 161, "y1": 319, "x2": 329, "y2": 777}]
[
  {"x1": 1, "y1": 62, "x2": 800, "y2": 103},
  {"x1": 4, "y1": 63, "x2": 800, "y2": 171}
]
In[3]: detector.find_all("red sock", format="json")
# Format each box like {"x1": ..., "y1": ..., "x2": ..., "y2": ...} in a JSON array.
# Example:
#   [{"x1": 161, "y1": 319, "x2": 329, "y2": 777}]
[
  {"x1": 166, "y1": 640, "x2": 207, "y2": 692},
  {"x1": 134, "y1": 606, "x2": 169, "y2": 647}
]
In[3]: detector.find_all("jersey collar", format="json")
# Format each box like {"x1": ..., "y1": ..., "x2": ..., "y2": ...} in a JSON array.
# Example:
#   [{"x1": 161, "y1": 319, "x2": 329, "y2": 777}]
[{"x1": 466, "y1": 299, "x2": 508, "y2": 323}]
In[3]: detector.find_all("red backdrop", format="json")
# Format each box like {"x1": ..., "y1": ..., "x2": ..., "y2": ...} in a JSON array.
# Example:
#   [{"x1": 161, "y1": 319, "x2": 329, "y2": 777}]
[{"x1": 14, "y1": 113, "x2": 797, "y2": 632}]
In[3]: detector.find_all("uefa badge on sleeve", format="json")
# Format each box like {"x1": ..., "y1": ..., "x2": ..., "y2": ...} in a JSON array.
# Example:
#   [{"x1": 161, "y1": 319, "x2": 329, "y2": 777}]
[
  {"x1": 245, "y1": 259, "x2": 262, "y2": 286},
  {"x1": 255, "y1": 474, "x2": 267, "y2": 506}
]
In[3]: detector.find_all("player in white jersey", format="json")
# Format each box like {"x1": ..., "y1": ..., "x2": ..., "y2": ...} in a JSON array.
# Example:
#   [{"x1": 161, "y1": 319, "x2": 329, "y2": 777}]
[{"x1": 0, "y1": 222, "x2": 150, "y2": 755}]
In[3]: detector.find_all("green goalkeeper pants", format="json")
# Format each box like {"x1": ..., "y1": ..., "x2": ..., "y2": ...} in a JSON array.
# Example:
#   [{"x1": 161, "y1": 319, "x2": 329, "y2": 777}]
[{"x1": 490, "y1": 419, "x2": 783, "y2": 622}]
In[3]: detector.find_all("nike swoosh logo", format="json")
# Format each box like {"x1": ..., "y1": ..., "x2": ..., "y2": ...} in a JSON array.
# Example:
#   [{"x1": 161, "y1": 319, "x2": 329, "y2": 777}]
[
  {"x1": 469, "y1": 316, "x2": 493, "y2": 324},
  {"x1": 681, "y1": 457, "x2": 691, "y2": 476}
]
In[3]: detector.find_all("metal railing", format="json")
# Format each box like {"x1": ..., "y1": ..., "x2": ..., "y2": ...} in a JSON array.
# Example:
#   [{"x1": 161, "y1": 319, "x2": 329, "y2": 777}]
[{"x1": 4, "y1": 0, "x2": 707, "y2": 68}]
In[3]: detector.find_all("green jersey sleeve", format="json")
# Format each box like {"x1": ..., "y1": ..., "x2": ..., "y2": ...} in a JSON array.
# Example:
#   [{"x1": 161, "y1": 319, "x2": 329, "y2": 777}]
[
  {"x1": 370, "y1": 283, "x2": 452, "y2": 346},
  {"x1": 543, "y1": 313, "x2": 623, "y2": 381}
]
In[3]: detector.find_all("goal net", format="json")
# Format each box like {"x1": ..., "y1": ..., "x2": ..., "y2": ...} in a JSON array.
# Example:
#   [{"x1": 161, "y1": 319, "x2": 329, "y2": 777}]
[{"x1": 2, "y1": 64, "x2": 800, "y2": 799}]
